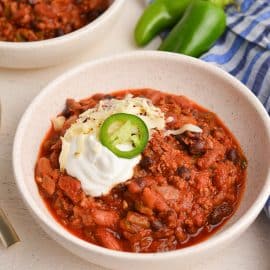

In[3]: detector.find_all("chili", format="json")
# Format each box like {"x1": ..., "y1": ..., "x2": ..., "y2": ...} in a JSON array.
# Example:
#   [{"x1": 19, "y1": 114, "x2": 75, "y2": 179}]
[
  {"x1": 0, "y1": 0, "x2": 111, "y2": 42},
  {"x1": 35, "y1": 89, "x2": 247, "y2": 253}
]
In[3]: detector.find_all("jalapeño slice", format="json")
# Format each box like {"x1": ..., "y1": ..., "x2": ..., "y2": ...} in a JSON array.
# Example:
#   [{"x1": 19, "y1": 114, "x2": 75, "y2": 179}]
[{"x1": 99, "y1": 113, "x2": 149, "y2": 158}]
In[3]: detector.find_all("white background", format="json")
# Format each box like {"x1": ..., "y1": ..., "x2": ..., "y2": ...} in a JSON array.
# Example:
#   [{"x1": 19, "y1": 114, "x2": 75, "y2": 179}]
[{"x1": 0, "y1": 0, "x2": 269, "y2": 269}]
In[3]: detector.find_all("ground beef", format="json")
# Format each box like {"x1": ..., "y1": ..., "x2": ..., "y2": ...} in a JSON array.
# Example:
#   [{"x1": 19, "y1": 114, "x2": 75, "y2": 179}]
[
  {"x1": 35, "y1": 89, "x2": 247, "y2": 253},
  {"x1": 0, "y1": 0, "x2": 111, "y2": 41}
]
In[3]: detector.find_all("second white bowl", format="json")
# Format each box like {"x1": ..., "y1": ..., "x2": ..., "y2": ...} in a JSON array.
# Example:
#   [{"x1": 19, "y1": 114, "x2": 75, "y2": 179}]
[{"x1": 0, "y1": 0, "x2": 125, "y2": 69}]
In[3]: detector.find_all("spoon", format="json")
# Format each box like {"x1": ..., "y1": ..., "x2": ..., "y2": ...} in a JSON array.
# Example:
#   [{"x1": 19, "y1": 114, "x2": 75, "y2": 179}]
[
  {"x1": 0, "y1": 101, "x2": 20, "y2": 247},
  {"x1": 0, "y1": 208, "x2": 20, "y2": 248}
]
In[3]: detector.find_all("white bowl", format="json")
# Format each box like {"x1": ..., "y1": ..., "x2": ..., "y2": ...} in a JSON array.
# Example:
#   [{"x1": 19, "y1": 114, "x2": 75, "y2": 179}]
[
  {"x1": 0, "y1": 0, "x2": 125, "y2": 69},
  {"x1": 13, "y1": 51, "x2": 270, "y2": 269}
]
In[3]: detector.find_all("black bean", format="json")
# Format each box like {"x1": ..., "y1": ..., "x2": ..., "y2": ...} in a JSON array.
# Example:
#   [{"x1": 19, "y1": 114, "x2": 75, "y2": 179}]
[
  {"x1": 189, "y1": 140, "x2": 206, "y2": 155},
  {"x1": 151, "y1": 220, "x2": 163, "y2": 231},
  {"x1": 0, "y1": 4, "x2": 3, "y2": 16},
  {"x1": 61, "y1": 106, "x2": 71, "y2": 118},
  {"x1": 55, "y1": 29, "x2": 65, "y2": 37},
  {"x1": 177, "y1": 166, "x2": 191, "y2": 180},
  {"x1": 80, "y1": 14, "x2": 87, "y2": 20},
  {"x1": 139, "y1": 156, "x2": 153, "y2": 170},
  {"x1": 175, "y1": 133, "x2": 183, "y2": 141},
  {"x1": 185, "y1": 131, "x2": 201, "y2": 139},
  {"x1": 28, "y1": 0, "x2": 37, "y2": 5},
  {"x1": 227, "y1": 148, "x2": 238, "y2": 162},
  {"x1": 115, "y1": 183, "x2": 127, "y2": 193},
  {"x1": 87, "y1": 10, "x2": 103, "y2": 21},
  {"x1": 135, "y1": 178, "x2": 147, "y2": 189},
  {"x1": 174, "y1": 135, "x2": 187, "y2": 149},
  {"x1": 103, "y1": 94, "x2": 113, "y2": 100},
  {"x1": 208, "y1": 202, "x2": 233, "y2": 226},
  {"x1": 29, "y1": 21, "x2": 38, "y2": 31}
]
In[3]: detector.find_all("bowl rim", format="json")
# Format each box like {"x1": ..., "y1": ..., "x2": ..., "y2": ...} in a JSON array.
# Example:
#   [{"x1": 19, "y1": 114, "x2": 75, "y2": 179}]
[
  {"x1": 0, "y1": 0, "x2": 125, "y2": 49},
  {"x1": 13, "y1": 51, "x2": 270, "y2": 260}
]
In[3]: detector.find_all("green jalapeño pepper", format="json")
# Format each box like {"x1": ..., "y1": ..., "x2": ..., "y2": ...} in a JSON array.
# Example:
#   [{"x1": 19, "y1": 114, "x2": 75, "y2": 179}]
[
  {"x1": 99, "y1": 113, "x2": 149, "y2": 159},
  {"x1": 135, "y1": 0, "x2": 191, "y2": 46},
  {"x1": 159, "y1": 0, "x2": 227, "y2": 57}
]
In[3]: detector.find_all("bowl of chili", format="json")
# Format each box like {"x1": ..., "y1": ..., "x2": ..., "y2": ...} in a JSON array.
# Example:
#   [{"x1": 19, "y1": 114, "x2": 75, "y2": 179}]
[
  {"x1": 0, "y1": 0, "x2": 125, "y2": 69},
  {"x1": 13, "y1": 51, "x2": 270, "y2": 269}
]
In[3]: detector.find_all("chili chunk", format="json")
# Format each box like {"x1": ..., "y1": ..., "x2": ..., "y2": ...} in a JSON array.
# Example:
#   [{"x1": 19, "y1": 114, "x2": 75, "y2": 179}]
[
  {"x1": 35, "y1": 89, "x2": 247, "y2": 253},
  {"x1": 0, "y1": 0, "x2": 111, "y2": 42}
]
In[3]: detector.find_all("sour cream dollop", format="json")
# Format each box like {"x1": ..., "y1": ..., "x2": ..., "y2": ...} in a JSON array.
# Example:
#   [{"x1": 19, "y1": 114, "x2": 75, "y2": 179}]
[
  {"x1": 59, "y1": 95, "x2": 166, "y2": 197},
  {"x1": 61, "y1": 135, "x2": 140, "y2": 197}
]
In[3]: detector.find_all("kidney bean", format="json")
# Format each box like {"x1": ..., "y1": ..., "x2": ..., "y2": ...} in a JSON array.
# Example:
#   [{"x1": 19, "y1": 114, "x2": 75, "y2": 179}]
[
  {"x1": 127, "y1": 178, "x2": 146, "y2": 194},
  {"x1": 127, "y1": 182, "x2": 141, "y2": 194},
  {"x1": 95, "y1": 228, "x2": 122, "y2": 251},
  {"x1": 156, "y1": 186, "x2": 179, "y2": 201},
  {"x1": 142, "y1": 187, "x2": 169, "y2": 212},
  {"x1": 92, "y1": 209, "x2": 119, "y2": 228},
  {"x1": 36, "y1": 157, "x2": 52, "y2": 177},
  {"x1": 126, "y1": 212, "x2": 150, "y2": 229},
  {"x1": 58, "y1": 175, "x2": 82, "y2": 203},
  {"x1": 134, "y1": 201, "x2": 153, "y2": 216},
  {"x1": 41, "y1": 175, "x2": 56, "y2": 196},
  {"x1": 208, "y1": 202, "x2": 233, "y2": 225}
]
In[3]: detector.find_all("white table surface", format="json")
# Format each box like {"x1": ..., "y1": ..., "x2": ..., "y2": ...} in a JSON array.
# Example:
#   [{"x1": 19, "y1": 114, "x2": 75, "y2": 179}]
[{"x1": 0, "y1": 0, "x2": 269, "y2": 269}]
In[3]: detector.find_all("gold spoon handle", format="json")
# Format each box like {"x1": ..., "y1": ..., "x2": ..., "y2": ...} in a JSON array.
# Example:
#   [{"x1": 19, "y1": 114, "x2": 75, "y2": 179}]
[
  {"x1": 0, "y1": 96, "x2": 20, "y2": 247},
  {"x1": 0, "y1": 208, "x2": 20, "y2": 248}
]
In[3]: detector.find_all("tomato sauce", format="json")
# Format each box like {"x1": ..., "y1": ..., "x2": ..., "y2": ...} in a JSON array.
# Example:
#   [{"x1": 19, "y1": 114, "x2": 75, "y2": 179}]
[{"x1": 35, "y1": 89, "x2": 246, "y2": 253}]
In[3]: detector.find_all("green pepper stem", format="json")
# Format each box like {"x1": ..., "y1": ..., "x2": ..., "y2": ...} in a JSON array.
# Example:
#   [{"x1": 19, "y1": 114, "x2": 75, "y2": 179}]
[{"x1": 209, "y1": 0, "x2": 236, "y2": 9}]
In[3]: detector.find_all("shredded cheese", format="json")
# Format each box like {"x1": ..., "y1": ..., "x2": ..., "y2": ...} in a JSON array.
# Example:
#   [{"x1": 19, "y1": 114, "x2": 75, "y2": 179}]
[{"x1": 165, "y1": 124, "x2": 202, "y2": 136}]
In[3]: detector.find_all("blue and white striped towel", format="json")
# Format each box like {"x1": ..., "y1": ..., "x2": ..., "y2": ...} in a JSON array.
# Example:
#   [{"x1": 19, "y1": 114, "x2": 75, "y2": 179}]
[
  {"x1": 201, "y1": 0, "x2": 270, "y2": 113},
  {"x1": 146, "y1": 0, "x2": 270, "y2": 217}
]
